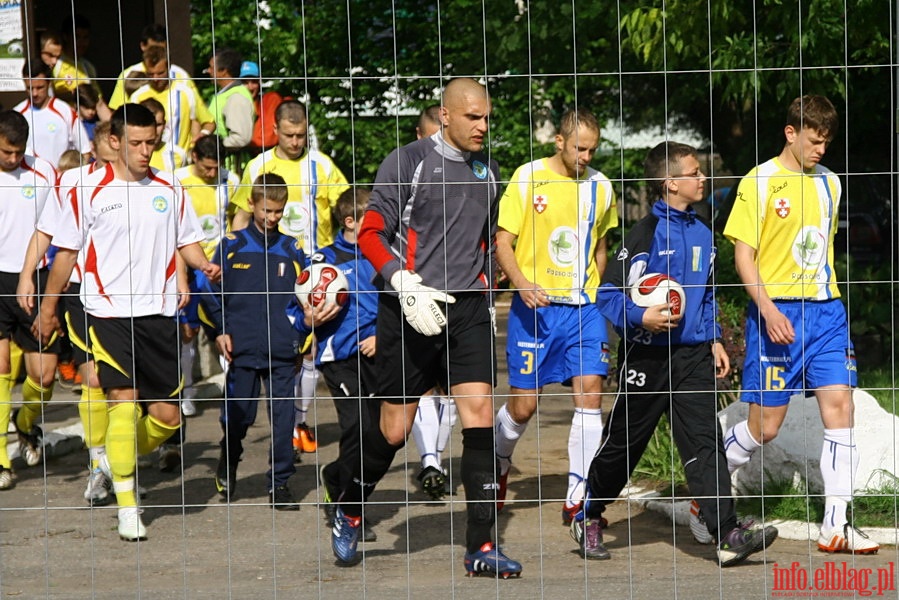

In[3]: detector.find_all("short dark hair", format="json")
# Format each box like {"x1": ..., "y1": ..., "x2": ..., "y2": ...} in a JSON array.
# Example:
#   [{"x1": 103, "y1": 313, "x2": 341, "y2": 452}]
[
  {"x1": 93, "y1": 120, "x2": 112, "y2": 144},
  {"x1": 140, "y1": 24, "x2": 167, "y2": 45},
  {"x1": 22, "y1": 60, "x2": 52, "y2": 79},
  {"x1": 275, "y1": 100, "x2": 307, "y2": 125},
  {"x1": 786, "y1": 95, "x2": 838, "y2": 140},
  {"x1": 643, "y1": 141, "x2": 699, "y2": 198},
  {"x1": 139, "y1": 97, "x2": 165, "y2": 119},
  {"x1": 110, "y1": 104, "x2": 157, "y2": 138},
  {"x1": 559, "y1": 107, "x2": 600, "y2": 139},
  {"x1": 417, "y1": 106, "x2": 440, "y2": 135},
  {"x1": 61, "y1": 14, "x2": 91, "y2": 37},
  {"x1": 192, "y1": 134, "x2": 226, "y2": 162},
  {"x1": 335, "y1": 187, "x2": 370, "y2": 225},
  {"x1": 75, "y1": 83, "x2": 99, "y2": 109},
  {"x1": 213, "y1": 48, "x2": 243, "y2": 78},
  {"x1": 0, "y1": 110, "x2": 29, "y2": 147},
  {"x1": 143, "y1": 45, "x2": 167, "y2": 68},
  {"x1": 251, "y1": 173, "x2": 289, "y2": 204}
]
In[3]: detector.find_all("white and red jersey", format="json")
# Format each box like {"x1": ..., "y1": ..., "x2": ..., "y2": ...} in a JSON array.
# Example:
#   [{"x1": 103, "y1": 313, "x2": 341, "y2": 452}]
[
  {"x1": 53, "y1": 164, "x2": 204, "y2": 318},
  {"x1": 0, "y1": 155, "x2": 57, "y2": 273},
  {"x1": 13, "y1": 97, "x2": 91, "y2": 167},
  {"x1": 37, "y1": 162, "x2": 107, "y2": 284}
]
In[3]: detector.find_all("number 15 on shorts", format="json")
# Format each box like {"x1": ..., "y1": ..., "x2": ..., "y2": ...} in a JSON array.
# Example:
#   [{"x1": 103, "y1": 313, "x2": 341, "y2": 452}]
[{"x1": 765, "y1": 366, "x2": 785, "y2": 391}]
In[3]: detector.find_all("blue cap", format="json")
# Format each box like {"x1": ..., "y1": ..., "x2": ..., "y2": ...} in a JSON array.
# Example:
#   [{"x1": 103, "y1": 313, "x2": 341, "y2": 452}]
[{"x1": 240, "y1": 60, "x2": 260, "y2": 78}]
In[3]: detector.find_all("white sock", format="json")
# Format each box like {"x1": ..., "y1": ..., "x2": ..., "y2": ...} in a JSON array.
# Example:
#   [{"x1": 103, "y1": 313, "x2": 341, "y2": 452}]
[
  {"x1": 436, "y1": 396, "x2": 456, "y2": 465},
  {"x1": 412, "y1": 395, "x2": 440, "y2": 470},
  {"x1": 495, "y1": 403, "x2": 528, "y2": 475},
  {"x1": 88, "y1": 445, "x2": 106, "y2": 464},
  {"x1": 295, "y1": 358, "x2": 318, "y2": 426},
  {"x1": 821, "y1": 428, "x2": 857, "y2": 532},
  {"x1": 566, "y1": 408, "x2": 603, "y2": 508},
  {"x1": 724, "y1": 420, "x2": 761, "y2": 474},
  {"x1": 180, "y1": 341, "x2": 195, "y2": 391}
]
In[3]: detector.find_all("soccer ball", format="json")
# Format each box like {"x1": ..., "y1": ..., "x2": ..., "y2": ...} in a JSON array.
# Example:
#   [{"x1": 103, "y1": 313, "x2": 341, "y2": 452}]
[
  {"x1": 295, "y1": 263, "x2": 349, "y2": 308},
  {"x1": 630, "y1": 273, "x2": 685, "y2": 316}
]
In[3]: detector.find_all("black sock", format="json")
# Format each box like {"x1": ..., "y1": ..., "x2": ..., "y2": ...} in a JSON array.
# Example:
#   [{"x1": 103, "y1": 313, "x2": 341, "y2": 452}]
[
  {"x1": 461, "y1": 427, "x2": 497, "y2": 553},
  {"x1": 339, "y1": 424, "x2": 402, "y2": 517}
]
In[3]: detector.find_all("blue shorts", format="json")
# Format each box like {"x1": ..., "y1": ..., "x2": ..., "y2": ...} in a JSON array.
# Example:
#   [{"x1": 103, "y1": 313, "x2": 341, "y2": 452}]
[
  {"x1": 506, "y1": 297, "x2": 609, "y2": 389},
  {"x1": 741, "y1": 299, "x2": 857, "y2": 407}
]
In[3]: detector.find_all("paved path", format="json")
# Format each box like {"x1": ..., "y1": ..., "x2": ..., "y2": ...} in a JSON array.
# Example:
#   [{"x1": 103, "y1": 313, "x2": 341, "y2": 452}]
[{"x1": 1, "y1": 301, "x2": 896, "y2": 599}]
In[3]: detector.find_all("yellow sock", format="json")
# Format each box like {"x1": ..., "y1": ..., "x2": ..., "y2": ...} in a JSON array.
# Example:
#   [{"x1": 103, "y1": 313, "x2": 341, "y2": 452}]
[
  {"x1": 136, "y1": 414, "x2": 180, "y2": 455},
  {"x1": 18, "y1": 376, "x2": 53, "y2": 432},
  {"x1": 8, "y1": 342, "x2": 22, "y2": 384},
  {"x1": 78, "y1": 386, "x2": 108, "y2": 448},
  {"x1": 107, "y1": 402, "x2": 138, "y2": 507},
  {"x1": 0, "y1": 373, "x2": 12, "y2": 468}
]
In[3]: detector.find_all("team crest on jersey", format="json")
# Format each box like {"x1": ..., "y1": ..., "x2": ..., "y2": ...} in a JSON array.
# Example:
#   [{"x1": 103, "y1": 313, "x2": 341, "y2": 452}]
[
  {"x1": 471, "y1": 160, "x2": 488, "y2": 180},
  {"x1": 533, "y1": 194, "x2": 547, "y2": 214},
  {"x1": 47, "y1": 123, "x2": 58, "y2": 133},
  {"x1": 152, "y1": 196, "x2": 169, "y2": 213},
  {"x1": 548, "y1": 226, "x2": 578, "y2": 267},
  {"x1": 774, "y1": 198, "x2": 790, "y2": 218},
  {"x1": 21, "y1": 184, "x2": 35, "y2": 199}
]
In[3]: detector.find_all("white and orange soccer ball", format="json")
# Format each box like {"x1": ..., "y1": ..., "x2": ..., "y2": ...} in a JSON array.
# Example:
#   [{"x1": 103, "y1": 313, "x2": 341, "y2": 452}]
[
  {"x1": 630, "y1": 273, "x2": 685, "y2": 316},
  {"x1": 295, "y1": 263, "x2": 349, "y2": 308}
]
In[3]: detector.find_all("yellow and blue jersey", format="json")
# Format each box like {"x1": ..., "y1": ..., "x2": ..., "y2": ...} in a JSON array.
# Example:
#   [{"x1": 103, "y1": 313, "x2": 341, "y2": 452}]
[
  {"x1": 724, "y1": 156, "x2": 842, "y2": 300},
  {"x1": 498, "y1": 158, "x2": 617, "y2": 304}
]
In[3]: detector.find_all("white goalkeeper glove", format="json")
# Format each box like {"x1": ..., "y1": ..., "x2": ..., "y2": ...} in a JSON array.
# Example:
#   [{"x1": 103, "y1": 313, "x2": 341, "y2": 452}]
[{"x1": 390, "y1": 270, "x2": 456, "y2": 336}]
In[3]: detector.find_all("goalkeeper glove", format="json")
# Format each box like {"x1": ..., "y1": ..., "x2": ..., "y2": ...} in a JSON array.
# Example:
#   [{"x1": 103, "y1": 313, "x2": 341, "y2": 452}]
[{"x1": 390, "y1": 270, "x2": 456, "y2": 336}]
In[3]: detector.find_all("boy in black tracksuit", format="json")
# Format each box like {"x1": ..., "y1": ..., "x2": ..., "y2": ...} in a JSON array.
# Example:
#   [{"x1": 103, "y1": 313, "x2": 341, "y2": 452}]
[
  {"x1": 575, "y1": 142, "x2": 777, "y2": 567},
  {"x1": 200, "y1": 174, "x2": 308, "y2": 510}
]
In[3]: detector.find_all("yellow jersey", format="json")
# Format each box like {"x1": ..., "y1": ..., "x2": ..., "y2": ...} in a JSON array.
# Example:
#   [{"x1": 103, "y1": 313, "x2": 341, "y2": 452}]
[
  {"x1": 175, "y1": 165, "x2": 240, "y2": 259},
  {"x1": 498, "y1": 158, "x2": 618, "y2": 304},
  {"x1": 51, "y1": 59, "x2": 89, "y2": 97},
  {"x1": 130, "y1": 81, "x2": 213, "y2": 151},
  {"x1": 231, "y1": 148, "x2": 349, "y2": 254},
  {"x1": 724, "y1": 156, "x2": 841, "y2": 300}
]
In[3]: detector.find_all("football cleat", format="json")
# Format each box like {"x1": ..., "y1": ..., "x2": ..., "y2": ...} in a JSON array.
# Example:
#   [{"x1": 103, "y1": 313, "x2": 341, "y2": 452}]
[
  {"x1": 84, "y1": 467, "x2": 113, "y2": 506},
  {"x1": 689, "y1": 500, "x2": 715, "y2": 544},
  {"x1": 570, "y1": 515, "x2": 611, "y2": 560},
  {"x1": 463, "y1": 542, "x2": 522, "y2": 578},
  {"x1": 0, "y1": 467, "x2": 16, "y2": 490},
  {"x1": 818, "y1": 523, "x2": 880, "y2": 555},
  {"x1": 15, "y1": 416, "x2": 43, "y2": 468},
  {"x1": 331, "y1": 507, "x2": 362, "y2": 565},
  {"x1": 181, "y1": 399, "x2": 197, "y2": 417},
  {"x1": 117, "y1": 507, "x2": 148, "y2": 541},
  {"x1": 215, "y1": 451, "x2": 238, "y2": 499},
  {"x1": 718, "y1": 522, "x2": 778, "y2": 567},
  {"x1": 417, "y1": 465, "x2": 446, "y2": 500},
  {"x1": 270, "y1": 484, "x2": 300, "y2": 511},
  {"x1": 294, "y1": 423, "x2": 317, "y2": 454}
]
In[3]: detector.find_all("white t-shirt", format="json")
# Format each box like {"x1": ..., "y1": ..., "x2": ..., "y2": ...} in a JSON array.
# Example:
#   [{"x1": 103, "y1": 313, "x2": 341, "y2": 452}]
[
  {"x1": 53, "y1": 164, "x2": 205, "y2": 318},
  {"x1": 0, "y1": 155, "x2": 57, "y2": 273},
  {"x1": 13, "y1": 97, "x2": 91, "y2": 167}
]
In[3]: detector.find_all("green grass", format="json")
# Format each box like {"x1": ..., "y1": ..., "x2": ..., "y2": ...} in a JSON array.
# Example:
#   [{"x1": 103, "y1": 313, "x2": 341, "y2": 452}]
[{"x1": 738, "y1": 471, "x2": 899, "y2": 529}]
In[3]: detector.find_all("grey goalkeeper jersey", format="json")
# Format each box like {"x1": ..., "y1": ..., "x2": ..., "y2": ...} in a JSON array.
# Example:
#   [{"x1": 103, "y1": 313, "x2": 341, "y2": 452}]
[{"x1": 359, "y1": 132, "x2": 500, "y2": 295}]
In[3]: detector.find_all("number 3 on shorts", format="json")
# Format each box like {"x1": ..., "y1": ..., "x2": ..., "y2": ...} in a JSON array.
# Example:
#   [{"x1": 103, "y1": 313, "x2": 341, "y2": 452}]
[
  {"x1": 765, "y1": 366, "x2": 785, "y2": 391},
  {"x1": 519, "y1": 351, "x2": 534, "y2": 375}
]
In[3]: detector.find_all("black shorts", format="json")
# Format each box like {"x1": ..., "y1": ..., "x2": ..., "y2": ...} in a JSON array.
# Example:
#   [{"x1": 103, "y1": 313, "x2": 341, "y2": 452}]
[
  {"x1": 375, "y1": 292, "x2": 496, "y2": 405},
  {"x1": 63, "y1": 283, "x2": 91, "y2": 367},
  {"x1": 87, "y1": 314, "x2": 181, "y2": 400},
  {"x1": 0, "y1": 270, "x2": 61, "y2": 354}
]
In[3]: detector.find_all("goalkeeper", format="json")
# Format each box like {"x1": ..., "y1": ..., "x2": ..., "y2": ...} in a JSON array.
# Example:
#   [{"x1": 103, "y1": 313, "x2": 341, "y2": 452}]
[{"x1": 330, "y1": 78, "x2": 521, "y2": 578}]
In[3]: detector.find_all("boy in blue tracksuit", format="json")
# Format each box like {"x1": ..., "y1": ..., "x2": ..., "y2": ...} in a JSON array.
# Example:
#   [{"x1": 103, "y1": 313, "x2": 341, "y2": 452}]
[
  {"x1": 287, "y1": 187, "x2": 379, "y2": 540},
  {"x1": 575, "y1": 142, "x2": 777, "y2": 567},
  {"x1": 200, "y1": 173, "x2": 308, "y2": 510}
]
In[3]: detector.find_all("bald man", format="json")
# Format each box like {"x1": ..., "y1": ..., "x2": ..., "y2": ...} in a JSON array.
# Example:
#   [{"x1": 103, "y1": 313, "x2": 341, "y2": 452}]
[{"x1": 326, "y1": 79, "x2": 520, "y2": 578}]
